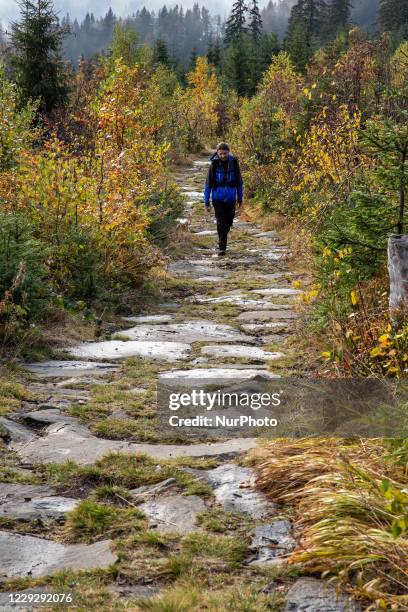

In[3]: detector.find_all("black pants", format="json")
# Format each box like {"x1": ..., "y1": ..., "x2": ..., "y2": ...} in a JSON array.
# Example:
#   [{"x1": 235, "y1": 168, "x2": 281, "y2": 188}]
[{"x1": 212, "y1": 201, "x2": 236, "y2": 251}]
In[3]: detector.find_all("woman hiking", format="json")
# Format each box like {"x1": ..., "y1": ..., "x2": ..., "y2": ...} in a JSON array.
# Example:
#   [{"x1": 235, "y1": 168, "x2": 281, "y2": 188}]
[{"x1": 204, "y1": 142, "x2": 243, "y2": 256}]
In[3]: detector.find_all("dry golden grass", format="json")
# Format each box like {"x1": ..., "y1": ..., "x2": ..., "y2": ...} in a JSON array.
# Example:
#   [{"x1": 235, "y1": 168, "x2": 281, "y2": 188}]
[{"x1": 250, "y1": 439, "x2": 408, "y2": 611}]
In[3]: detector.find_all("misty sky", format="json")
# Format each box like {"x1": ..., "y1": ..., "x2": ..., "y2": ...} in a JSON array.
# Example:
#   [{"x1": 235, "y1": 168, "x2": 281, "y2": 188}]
[{"x1": 1, "y1": 0, "x2": 234, "y2": 26}]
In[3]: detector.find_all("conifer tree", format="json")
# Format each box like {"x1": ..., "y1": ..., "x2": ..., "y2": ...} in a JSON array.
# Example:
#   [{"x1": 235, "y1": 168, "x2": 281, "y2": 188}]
[
  {"x1": 153, "y1": 37, "x2": 171, "y2": 66},
  {"x1": 11, "y1": 0, "x2": 68, "y2": 113},
  {"x1": 285, "y1": 0, "x2": 327, "y2": 69},
  {"x1": 379, "y1": 0, "x2": 408, "y2": 34},
  {"x1": 248, "y1": 0, "x2": 263, "y2": 41},
  {"x1": 225, "y1": 0, "x2": 248, "y2": 44}
]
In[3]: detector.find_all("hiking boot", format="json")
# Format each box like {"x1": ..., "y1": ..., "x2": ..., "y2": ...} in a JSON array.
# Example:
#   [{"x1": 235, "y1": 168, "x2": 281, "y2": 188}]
[{"x1": 218, "y1": 249, "x2": 226, "y2": 257}]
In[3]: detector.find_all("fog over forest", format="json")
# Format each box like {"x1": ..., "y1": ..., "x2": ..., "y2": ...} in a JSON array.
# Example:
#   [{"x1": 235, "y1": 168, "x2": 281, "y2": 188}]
[{"x1": 0, "y1": 0, "x2": 380, "y2": 69}]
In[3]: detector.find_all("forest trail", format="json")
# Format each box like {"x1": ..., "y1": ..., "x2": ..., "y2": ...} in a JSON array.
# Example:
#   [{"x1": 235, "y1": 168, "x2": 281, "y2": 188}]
[{"x1": 0, "y1": 157, "x2": 359, "y2": 610}]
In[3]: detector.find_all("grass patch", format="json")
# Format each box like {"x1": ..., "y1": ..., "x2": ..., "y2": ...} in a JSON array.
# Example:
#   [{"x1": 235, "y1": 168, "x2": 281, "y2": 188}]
[
  {"x1": 64, "y1": 499, "x2": 146, "y2": 542},
  {"x1": 0, "y1": 374, "x2": 37, "y2": 416},
  {"x1": 92, "y1": 417, "x2": 159, "y2": 442},
  {"x1": 45, "y1": 452, "x2": 213, "y2": 497},
  {"x1": 136, "y1": 584, "x2": 284, "y2": 612},
  {"x1": 183, "y1": 532, "x2": 250, "y2": 566},
  {"x1": 0, "y1": 466, "x2": 40, "y2": 484}
]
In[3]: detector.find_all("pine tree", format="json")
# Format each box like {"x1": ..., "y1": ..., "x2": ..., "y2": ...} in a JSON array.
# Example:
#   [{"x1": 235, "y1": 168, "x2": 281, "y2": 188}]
[
  {"x1": 207, "y1": 38, "x2": 222, "y2": 69},
  {"x1": 11, "y1": 0, "x2": 68, "y2": 113},
  {"x1": 225, "y1": 0, "x2": 248, "y2": 44},
  {"x1": 325, "y1": 0, "x2": 351, "y2": 39},
  {"x1": 285, "y1": 0, "x2": 328, "y2": 69},
  {"x1": 153, "y1": 37, "x2": 171, "y2": 67},
  {"x1": 248, "y1": 0, "x2": 263, "y2": 40},
  {"x1": 190, "y1": 47, "x2": 198, "y2": 69},
  {"x1": 380, "y1": 0, "x2": 408, "y2": 33}
]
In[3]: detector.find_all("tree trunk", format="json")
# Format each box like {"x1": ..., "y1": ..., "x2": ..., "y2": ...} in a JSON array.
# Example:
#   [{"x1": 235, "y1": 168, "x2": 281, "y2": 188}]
[{"x1": 388, "y1": 234, "x2": 408, "y2": 323}]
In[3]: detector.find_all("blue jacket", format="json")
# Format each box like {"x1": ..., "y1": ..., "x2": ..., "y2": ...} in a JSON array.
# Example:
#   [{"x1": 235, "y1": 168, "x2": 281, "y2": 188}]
[{"x1": 204, "y1": 153, "x2": 243, "y2": 206}]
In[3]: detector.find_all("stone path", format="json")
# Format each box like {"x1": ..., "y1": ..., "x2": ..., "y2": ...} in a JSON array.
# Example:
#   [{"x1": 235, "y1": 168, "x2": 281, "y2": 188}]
[{"x1": 0, "y1": 157, "x2": 360, "y2": 611}]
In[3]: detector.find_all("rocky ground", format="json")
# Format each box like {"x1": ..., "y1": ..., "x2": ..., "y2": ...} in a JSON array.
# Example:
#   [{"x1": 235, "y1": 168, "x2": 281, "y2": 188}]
[{"x1": 0, "y1": 158, "x2": 360, "y2": 610}]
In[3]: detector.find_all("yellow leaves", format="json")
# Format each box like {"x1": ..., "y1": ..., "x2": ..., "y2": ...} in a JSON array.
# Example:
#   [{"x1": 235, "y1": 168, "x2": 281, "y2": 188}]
[
  {"x1": 370, "y1": 347, "x2": 385, "y2": 358},
  {"x1": 293, "y1": 280, "x2": 302, "y2": 289},
  {"x1": 378, "y1": 334, "x2": 392, "y2": 348},
  {"x1": 350, "y1": 290, "x2": 359, "y2": 306}
]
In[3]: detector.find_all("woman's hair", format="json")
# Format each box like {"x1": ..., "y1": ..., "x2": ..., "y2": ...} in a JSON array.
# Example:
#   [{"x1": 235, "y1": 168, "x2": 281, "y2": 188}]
[{"x1": 217, "y1": 142, "x2": 230, "y2": 151}]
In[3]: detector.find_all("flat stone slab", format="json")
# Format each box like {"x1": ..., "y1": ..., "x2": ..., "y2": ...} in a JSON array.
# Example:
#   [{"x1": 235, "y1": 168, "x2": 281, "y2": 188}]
[
  {"x1": 193, "y1": 295, "x2": 274, "y2": 309},
  {"x1": 240, "y1": 323, "x2": 291, "y2": 333},
  {"x1": 23, "y1": 409, "x2": 77, "y2": 425},
  {"x1": 251, "y1": 288, "x2": 301, "y2": 296},
  {"x1": 237, "y1": 310, "x2": 296, "y2": 322},
  {"x1": 123, "y1": 314, "x2": 173, "y2": 324},
  {"x1": 183, "y1": 191, "x2": 203, "y2": 198},
  {"x1": 13, "y1": 422, "x2": 258, "y2": 465},
  {"x1": 254, "y1": 230, "x2": 279, "y2": 238},
  {"x1": 193, "y1": 230, "x2": 217, "y2": 236},
  {"x1": 249, "y1": 520, "x2": 295, "y2": 565},
  {"x1": 159, "y1": 368, "x2": 278, "y2": 382},
  {"x1": 139, "y1": 494, "x2": 206, "y2": 534},
  {"x1": 196, "y1": 276, "x2": 225, "y2": 282},
  {"x1": 25, "y1": 361, "x2": 118, "y2": 379},
  {"x1": 262, "y1": 249, "x2": 289, "y2": 261},
  {"x1": 68, "y1": 340, "x2": 190, "y2": 361},
  {"x1": 202, "y1": 464, "x2": 276, "y2": 518},
  {"x1": 122, "y1": 321, "x2": 251, "y2": 344},
  {"x1": 201, "y1": 345, "x2": 284, "y2": 361},
  {"x1": 0, "y1": 483, "x2": 78, "y2": 521},
  {"x1": 168, "y1": 261, "x2": 227, "y2": 278},
  {"x1": 0, "y1": 531, "x2": 117, "y2": 578},
  {"x1": 284, "y1": 578, "x2": 361, "y2": 612},
  {"x1": 0, "y1": 418, "x2": 38, "y2": 444}
]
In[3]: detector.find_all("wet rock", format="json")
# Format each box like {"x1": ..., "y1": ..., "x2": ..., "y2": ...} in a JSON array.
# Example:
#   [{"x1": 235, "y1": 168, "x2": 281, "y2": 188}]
[
  {"x1": 251, "y1": 288, "x2": 301, "y2": 296},
  {"x1": 240, "y1": 323, "x2": 290, "y2": 334},
  {"x1": 122, "y1": 320, "x2": 251, "y2": 344},
  {"x1": 23, "y1": 409, "x2": 76, "y2": 425},
  {"x1": 139, "y1": 494, "x2": 206, "y2": 534},
  {"x1": 68, "y1": 340, "x2": 190, "y2": 362},
  {"x1": 0, "y1": 531, "x2": 117, "y2": 577},
  {"x1": 284, "y1": 578, "x2": 361, "y2": 612},
  {"x1": 249, "y1": 520, "x2": 295, "y2": 566},
  {"x1": 123, "y1": 314, "x2": 173, "y2": 324},
  {"x1": 193, "y1": 294, "x2": 274, "y2": 309},
  {"x1": 203, "y1": 464, "x2": 277, "y2": 518},
  {"x1": 13, "y1": 421, "x2": 258, "y2": 465},
  {"x1": 200, "y1": 345, "x2": 284, "y2": 361},
  {"x1": 0, "y1": 483, "x2": 78, "y2": 521},
  {"x1": 0, "y1": 418, "x2": 38, "y2": 444},
  {"x1": 262, "y1": 249, "x2": 289, "y2": 261},
  {"x1": 25, "y1": 361, "x2": 117, "y2": 379},
  {"x1": 159, "y1": 368, "x2": 278, "y2": 382},
  {"x1": 236, "y1": 310, "x2": 296, "y2": 322}
]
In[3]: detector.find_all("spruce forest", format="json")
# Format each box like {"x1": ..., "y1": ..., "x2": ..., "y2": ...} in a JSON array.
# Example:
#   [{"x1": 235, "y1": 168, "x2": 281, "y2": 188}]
[{"x1": 0, "y1": 0, "x2": 407, "y2": 610}]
